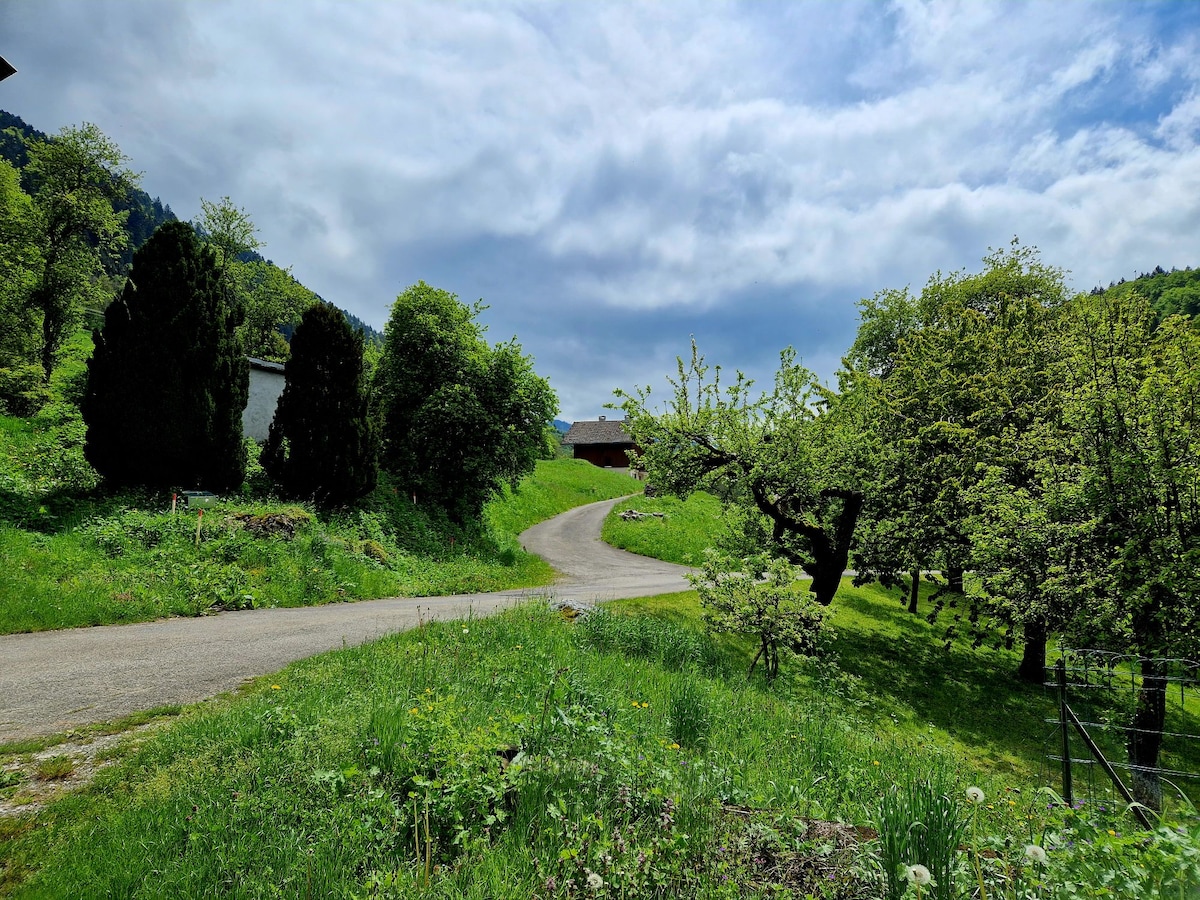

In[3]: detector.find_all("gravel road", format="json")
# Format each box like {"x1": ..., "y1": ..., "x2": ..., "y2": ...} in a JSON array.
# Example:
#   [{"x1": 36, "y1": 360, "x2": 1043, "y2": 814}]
[{"x1": 0, "y1": 495, "x2": 694, "y2": 744}]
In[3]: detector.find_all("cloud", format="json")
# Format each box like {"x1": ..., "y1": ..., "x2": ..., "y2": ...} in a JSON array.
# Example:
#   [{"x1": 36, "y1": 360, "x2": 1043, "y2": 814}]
[{"x1": 3, "y1": 0, "x2": 1200, "y2": 418}]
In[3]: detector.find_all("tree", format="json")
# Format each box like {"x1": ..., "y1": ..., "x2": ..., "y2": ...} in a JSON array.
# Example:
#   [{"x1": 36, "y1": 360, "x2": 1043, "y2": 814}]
[
  {"x1": 690, "y1": 551, "x2": 827, "y2": 681},
  {"x1": 0, "y1": 158, "x2": 44, "y2": 414},
  {"x1": 24, "y1": 123, "x2": 139, "y2": 381},
  {"x1": 83, "y1": 221, "x2": 247, "y2": 492},
  {"x1": 848, "y1": 243, "x2": 1069, "y2": 678},
  {"x1": 618, "y1": 342, "x2": 867, "y2": 606},
  {"x1": 196, "y1": 196, "x2": 260, "y2": 289},
  {"x1": 1039, "y1": 293, "x2": 1200, "y2": 808},
  {"x1": 374, "y1": 282, "x2": 557, "y2": 522},
  {"x1": 195, "y1": 197, "x2": 316, "y2": 361},
  {"x1": 261, "y1": 302, "x2": 377, "y2": 505}
]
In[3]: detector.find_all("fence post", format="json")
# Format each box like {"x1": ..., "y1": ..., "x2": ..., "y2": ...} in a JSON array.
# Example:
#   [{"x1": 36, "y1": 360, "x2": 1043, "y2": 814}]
[{"x1": 1057, "y1": 658, "x2": 1073, "y2": 808}]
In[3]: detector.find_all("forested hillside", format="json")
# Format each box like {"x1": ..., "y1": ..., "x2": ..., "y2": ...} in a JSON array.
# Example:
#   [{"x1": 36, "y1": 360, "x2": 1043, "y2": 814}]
[
  {"x1": 0, "y1": 108, "x2": 379, "y2": 388},
  {"x1": 1095, "y1": 263, "x2": 1200, "y2": 320}
]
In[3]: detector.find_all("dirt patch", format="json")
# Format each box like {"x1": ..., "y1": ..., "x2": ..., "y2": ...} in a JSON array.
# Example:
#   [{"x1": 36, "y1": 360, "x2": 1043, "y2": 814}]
[
  {"x1": 719, "y1": 805, "x2": 881, "y2": 899},
  {"x1": 0, "y1": 724, "x2": 160, "y2": 818}
]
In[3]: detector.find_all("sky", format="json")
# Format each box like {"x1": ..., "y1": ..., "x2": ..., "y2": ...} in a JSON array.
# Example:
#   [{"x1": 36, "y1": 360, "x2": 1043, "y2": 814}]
[{"x1": 3, "y1": 1, "x2": 1200, "y2": 421}]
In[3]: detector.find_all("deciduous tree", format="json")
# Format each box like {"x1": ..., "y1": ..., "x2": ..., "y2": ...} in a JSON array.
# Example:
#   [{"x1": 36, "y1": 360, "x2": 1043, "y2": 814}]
[
  {"x1": 618, "y1": 342, "x2": 867, "y2": 606},
  {"x1": 24, "y1": 123, "x2": 138, "y2": 381},
  {"x1": 374, "y1": 282, "x2": 557, "y2": 522}
]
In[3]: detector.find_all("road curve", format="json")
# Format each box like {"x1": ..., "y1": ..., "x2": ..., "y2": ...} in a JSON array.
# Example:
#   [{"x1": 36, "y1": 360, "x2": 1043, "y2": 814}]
[{"x1": 0, "y1": 496, "x2": 693, "y2": 744}]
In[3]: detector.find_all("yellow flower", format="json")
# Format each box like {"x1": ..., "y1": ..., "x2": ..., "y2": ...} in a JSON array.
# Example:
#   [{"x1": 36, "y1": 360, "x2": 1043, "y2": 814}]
[
  {"x1": 669, "y1": 743, "x2": 680, "y2": 750},
  {"x1": 872, "y1": 760, "x2": 880, "y2": 766},
  {"x1": 270, "y1": 685, "x2": 281, "y2": 690},
  {"x1": 1107, "y1": 829, "x2": 1116, "y2": 837},
  {"x1": 409, "y1": 707, "x2": 419, "y2": 714}
]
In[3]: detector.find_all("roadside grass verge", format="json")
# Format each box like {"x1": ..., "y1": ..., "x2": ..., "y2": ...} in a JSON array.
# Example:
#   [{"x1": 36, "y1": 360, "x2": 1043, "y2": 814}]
[
  {"x1": 484, "y1": 459, "x2": 638, "y2": 537},
  {"x1": 1, "y1": 603, "x2": 1096, "y2": 899},
  {"x1": 601, "y1": 491, "x2": 721, "y2": 566},
  {"x1": 0, "y1": 398, "x2": 637, "y2": 635}
]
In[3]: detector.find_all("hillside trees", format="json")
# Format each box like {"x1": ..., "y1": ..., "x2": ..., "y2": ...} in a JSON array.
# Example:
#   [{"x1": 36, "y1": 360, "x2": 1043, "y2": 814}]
[
  {"x1": 83, "y1": 221, "x2": 248, "y2": 491},
  {"x1": 261, "y1": 301, "x2": 377, "y2": 505},
  {"x1": 24, "y1": 123, "x2": 139, "y2": 382},
  {"x1": 0, "y1": 158, "x2": 43, "y2": 413},
  {"x1": 618, "y1": 342, "x2": 868, "y2": 607},
  {"x1": 374, "y1": 282, "x2": 557, "y2": 522},
  {"x1": 195, "y1": 196, "x2": 317, "y2": 361}
]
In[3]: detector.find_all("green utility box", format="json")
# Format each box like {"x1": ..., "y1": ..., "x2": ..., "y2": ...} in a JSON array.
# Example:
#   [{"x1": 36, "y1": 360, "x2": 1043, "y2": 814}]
[{"x1": 181, "y1": 491, "x2": 219, "y2": 509}]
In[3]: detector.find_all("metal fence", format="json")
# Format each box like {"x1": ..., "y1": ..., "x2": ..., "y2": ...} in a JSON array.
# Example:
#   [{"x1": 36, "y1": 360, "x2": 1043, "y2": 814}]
[{"x1": 1043, "y1": 646, "x2": 1200, "y2": 824}]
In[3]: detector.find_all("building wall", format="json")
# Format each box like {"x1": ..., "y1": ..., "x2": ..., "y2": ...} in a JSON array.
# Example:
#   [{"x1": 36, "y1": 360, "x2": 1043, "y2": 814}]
[
  {"x1": 242, "y1": 366, "x2": 285, "y2": 441},
  {"x1": 573, "y1": 443, "x2": 635, "y2": 468}
]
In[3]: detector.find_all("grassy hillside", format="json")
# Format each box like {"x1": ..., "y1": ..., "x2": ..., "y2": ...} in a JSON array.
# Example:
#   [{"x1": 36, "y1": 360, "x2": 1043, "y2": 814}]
[
  {"x1": 601, "y1": 491, "x2": 722, "y2": 566},
  {"x1": 0, "y1": 386, "x2": 638, "y2": 635}
]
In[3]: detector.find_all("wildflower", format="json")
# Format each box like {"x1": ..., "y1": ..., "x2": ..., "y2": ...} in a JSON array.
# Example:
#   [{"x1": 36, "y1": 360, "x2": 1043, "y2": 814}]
[
  {"x1": 1107, "y1": 829, "x2": 1116, "y2": 837},
  {"x1": 270, "y1": 685, "x2": 281, "y2": 690},
  {"x1": 1025, "y1": 844, "x2": 1048, "y2": 866},
  {"x1": 586, "y1": 870, "x2": 604, "y2": 891},
  {"x1": 669, "y1": 743, "x2": 680, "y2": 750},
  {"x1": 905, "y1": 864, "x2": 932, "y2": 886},
  {"x1": 462, "y1": 628, "x2": 469, "y2": 634},
  {"x1": 965, "y1": 786, "x2": 985, "y2": 804},
  {"x1": 872, "y1": 760, "x2": 880, "y2": 766}
]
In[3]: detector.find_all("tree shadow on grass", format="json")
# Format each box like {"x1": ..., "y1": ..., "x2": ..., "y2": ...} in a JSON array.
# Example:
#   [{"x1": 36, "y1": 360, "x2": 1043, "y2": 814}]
[{"x1": 827, "y1": 583, "x2": 1058, "y2": 778}]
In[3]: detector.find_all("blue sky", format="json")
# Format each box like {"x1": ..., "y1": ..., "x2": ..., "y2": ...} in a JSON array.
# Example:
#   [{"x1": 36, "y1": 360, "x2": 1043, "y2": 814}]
[{"x1": 3, "y1": 1, "x2": 1200, "y2": 420}]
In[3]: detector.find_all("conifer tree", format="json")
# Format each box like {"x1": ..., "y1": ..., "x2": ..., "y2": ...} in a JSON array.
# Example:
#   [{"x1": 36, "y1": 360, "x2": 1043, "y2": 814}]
[
  {"x1": 83, "y1": 221, "x2": 248, "y2": 491},
  {"x1": 261, "y1": 302, "x2": 376, "y2": 505}
]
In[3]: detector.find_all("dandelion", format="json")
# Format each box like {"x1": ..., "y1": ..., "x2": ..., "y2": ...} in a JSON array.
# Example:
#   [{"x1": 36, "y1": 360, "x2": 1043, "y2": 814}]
[
  {"x1": 1107, "y1": 829, "x2": 1116, "y2": 837},
  {"x1": 965, "y1": 786, "x2": 985, "y2": 804},
  {"x1": 586, "y1": 870, "x2": 604, "y2": 891},
  {"x1": 905, "y1": 864, "x2": 932, "y2": 886},
  {"x1": 1025, "y1": 844, "x2": 1048, "y2": 866},
  {"x1": 872, "y1": 760, "x2": 880, "y2": 766},
  {"x1": 270, "y1": 685, "x2": 281, "y2": 690}
]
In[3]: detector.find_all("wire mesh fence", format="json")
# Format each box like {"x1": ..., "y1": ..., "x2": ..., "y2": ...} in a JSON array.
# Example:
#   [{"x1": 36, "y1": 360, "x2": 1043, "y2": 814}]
[{"x1": 1042, "y1": 645, "x2": 1200, "y2": 822}]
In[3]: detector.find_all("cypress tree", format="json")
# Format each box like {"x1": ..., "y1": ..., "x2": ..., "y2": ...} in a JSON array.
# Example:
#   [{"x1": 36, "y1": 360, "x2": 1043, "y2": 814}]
[
  {"x1": 83, "y1": 220, "x2": 248, "y2": 491},
  {"x1": 261, "y1": 301, "x2": 376, "y2": 505}
]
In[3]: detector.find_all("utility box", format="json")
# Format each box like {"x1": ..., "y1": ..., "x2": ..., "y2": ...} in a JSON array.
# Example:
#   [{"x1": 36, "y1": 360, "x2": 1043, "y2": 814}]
[{"x1": 181, "y1": 491, "x2": 219, "y2": 509}]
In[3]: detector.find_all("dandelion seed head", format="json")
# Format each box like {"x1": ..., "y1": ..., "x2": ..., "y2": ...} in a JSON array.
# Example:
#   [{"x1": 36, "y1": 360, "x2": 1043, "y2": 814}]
[
  {"x1": 1025, "y1": 844, "x2": 1048, "y2": 865},
  {"x1": 965, "y1": 786, "x2": 985, "y2": 804},
  {"x1": 586, "y1": 871, "x2": 604, "y2": 891},
  {"x1": 905, "y1": 863, "x2": 932, "y2": 886}
]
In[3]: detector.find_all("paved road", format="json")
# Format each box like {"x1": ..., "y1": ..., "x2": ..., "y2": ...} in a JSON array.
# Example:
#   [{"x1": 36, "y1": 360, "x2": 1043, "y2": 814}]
[{"x1": 0, "y1": 496, "x2": 693, "y2": 744}]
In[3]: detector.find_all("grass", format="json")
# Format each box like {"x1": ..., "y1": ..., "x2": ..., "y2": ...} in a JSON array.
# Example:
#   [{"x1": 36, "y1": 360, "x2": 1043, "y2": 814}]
[
  {"x1": 604, "y1": 500, "x2": 1200, "y2": 803},
  {"x1": 601, "y1": 491, "x2": 722, "y2": 566},
  {"x1": 4, "y1": 600, "x2": 1196, "y2": 898},
  {"x1": 0, "y1": 402, "x2": 638, "y2": 634},
  {"x1": 0, "y1": 604, "x2": 1038, "y2": 898}
]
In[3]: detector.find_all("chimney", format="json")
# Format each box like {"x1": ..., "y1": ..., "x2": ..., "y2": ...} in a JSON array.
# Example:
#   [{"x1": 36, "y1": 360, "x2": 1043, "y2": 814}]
[{"x1": 598, "y1": 415, "x2": 606, "y2": 421}]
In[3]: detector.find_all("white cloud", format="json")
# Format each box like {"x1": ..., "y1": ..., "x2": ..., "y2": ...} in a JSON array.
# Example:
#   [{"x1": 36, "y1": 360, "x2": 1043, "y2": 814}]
[{"x1": 4, "y1": 0, "x2": 1200, "y2": 418}]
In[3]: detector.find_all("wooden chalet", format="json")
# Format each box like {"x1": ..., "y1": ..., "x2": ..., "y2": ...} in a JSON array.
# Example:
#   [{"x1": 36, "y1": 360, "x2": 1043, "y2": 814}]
[{"x1": 562, "y1": 416, "x2": 639, "y2": 468}]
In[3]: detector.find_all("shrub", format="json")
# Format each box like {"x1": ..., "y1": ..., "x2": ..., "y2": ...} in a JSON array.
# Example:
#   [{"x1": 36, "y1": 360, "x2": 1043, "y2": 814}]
[{"x1": 690, "y1": 551, "x2": 828, "y2": 681}]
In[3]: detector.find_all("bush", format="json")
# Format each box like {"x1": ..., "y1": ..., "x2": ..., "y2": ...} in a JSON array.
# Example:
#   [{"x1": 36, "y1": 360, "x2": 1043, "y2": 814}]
[{"x1": 0, "y1": 364, "x2": 51, "y2": 416}]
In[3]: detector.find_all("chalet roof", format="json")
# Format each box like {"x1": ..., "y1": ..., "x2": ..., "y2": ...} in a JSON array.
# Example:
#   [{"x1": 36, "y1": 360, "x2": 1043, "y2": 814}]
[{"x1": 562, "y1": 417, "x2": 634, "y2": 446}]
